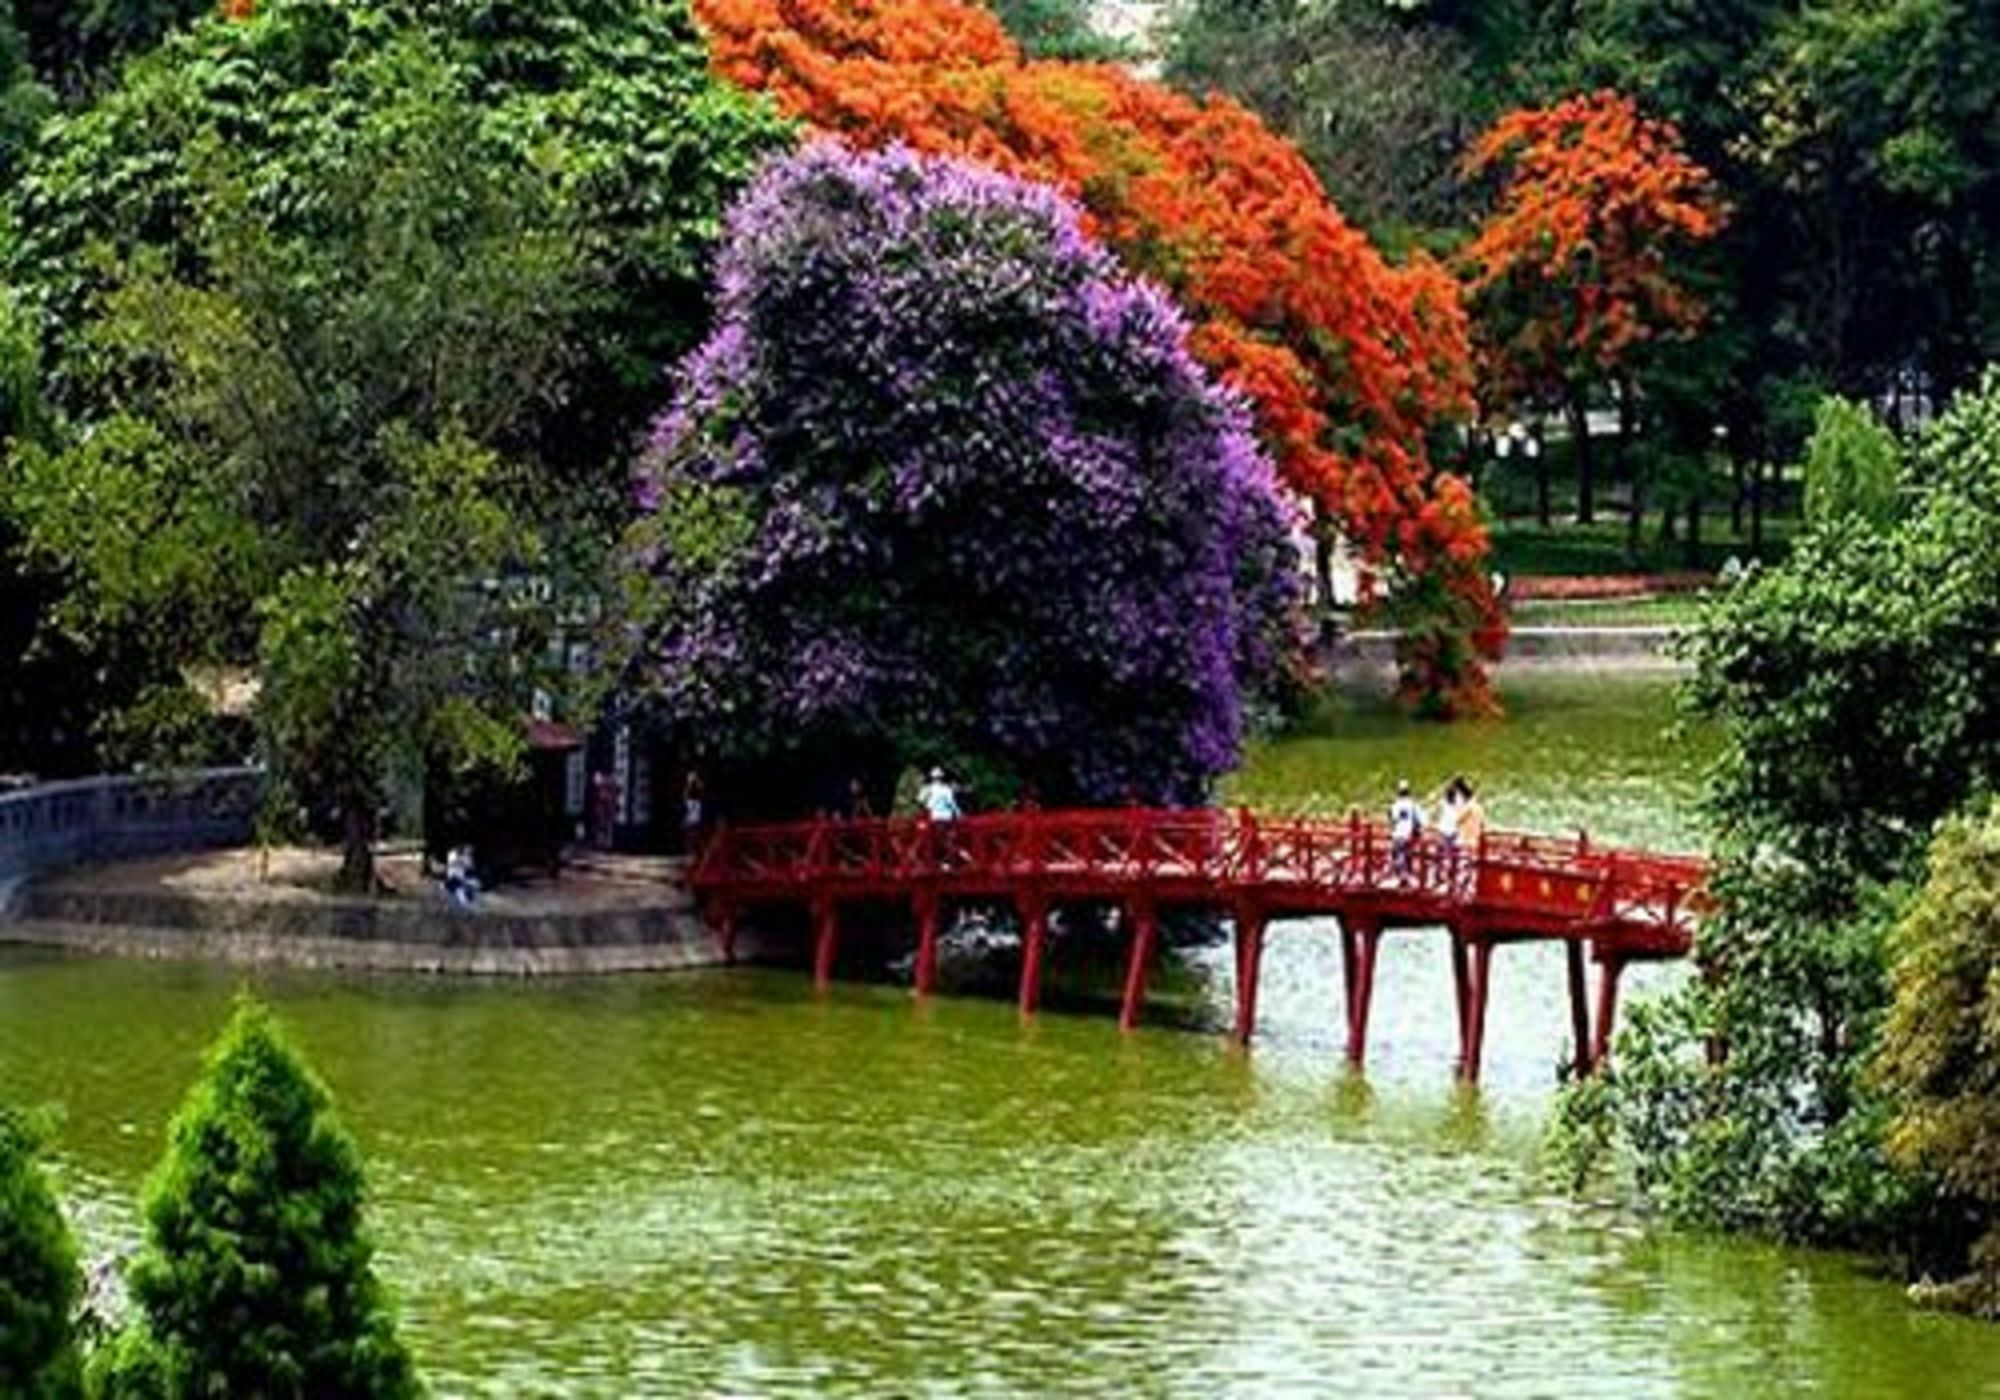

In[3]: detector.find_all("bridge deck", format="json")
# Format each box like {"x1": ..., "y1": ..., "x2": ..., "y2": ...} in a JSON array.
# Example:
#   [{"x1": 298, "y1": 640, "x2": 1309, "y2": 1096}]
[{"x1": 691, "y1": 808, "x2": 1708, "y2": 1081}]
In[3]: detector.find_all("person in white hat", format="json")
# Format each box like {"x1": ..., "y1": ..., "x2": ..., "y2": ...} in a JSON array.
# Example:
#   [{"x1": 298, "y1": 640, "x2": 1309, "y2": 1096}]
[{"x1": 917, "y1": 767, "x2": 962, "y2": 821}]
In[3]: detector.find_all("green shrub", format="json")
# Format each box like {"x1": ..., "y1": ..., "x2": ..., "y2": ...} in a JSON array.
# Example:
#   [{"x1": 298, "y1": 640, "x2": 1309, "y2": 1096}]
[
  {"x1": 0, "y1": 1105, "x2": 83, "y2": 1398},
  {"x1": 1561, "y1": 370, "x2": 2000, "y2": 1256},
  {"x1": 94, "y1": 998, "x2": 418, "y2": 1398},
  {"x1": 1802, "y1": 394, "x2": 1902, "y2": 528},
  {"x1": 1876, "y1": 800, "x2": 2000, "y2": 1316}
]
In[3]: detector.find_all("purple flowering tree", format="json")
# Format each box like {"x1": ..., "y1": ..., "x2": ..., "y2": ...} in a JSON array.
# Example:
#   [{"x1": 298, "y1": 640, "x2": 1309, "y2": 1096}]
[{"x1": 624, "y1": 142, "x2": 1299, "y2": 807}]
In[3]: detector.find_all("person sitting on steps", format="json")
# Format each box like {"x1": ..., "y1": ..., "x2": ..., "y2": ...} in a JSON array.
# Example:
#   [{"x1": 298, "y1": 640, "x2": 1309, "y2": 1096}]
[{"x1": 442, "y1": 844, "x2": 480, "y2": 909}]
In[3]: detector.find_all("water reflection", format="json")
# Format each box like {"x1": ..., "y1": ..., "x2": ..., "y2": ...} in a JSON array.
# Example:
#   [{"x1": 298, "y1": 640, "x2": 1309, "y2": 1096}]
[
  {"x1": 2, "y1": 675, "x2": 1993, "y2": 1394},
  {"x1": 5, "y1": 948, "x2": 1999, "y2": 1396}
]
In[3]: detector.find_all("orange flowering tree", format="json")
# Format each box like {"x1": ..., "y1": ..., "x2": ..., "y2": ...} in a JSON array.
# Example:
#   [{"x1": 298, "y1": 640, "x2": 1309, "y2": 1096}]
[
  {"x1": 693, "y1": 0, "x2": 1503, "y2": 714},
  {"x1": 1461, "y1": 91, "x2": 1727, "y2": 523}
]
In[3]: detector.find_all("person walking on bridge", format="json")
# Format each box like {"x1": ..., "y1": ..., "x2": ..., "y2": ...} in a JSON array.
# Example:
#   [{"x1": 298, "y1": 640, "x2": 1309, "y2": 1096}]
[
  {"x1": 1457, "y1": 779, "x2": 1486, "y2": 853},
  {"x1": 1439, "y1": 777, "x2": 1485, "y2": 894},
  {"x1": 1389, "y1": 780, "x2": 1425, "y2": 880},
  {"x1": 918, "y1": 767, "x2": 962, "y2": 822}
]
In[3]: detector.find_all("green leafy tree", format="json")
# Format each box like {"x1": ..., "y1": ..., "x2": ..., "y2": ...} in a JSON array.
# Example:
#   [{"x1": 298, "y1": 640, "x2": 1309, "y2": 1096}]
[
  {"x1": 1875, "y1": 800, "x2": 2000, "y2": 1318},
  {"x1": 1802, "y1": 394, "x2": 1901, "y2": 528},
  {"x1": 11, "y1": 0, "x2": 210, "y2": 101},
  {"x1": 1735, "y1": 0, "x2": 2000, "y2": 398},
  {"x1": 8, "y1": 0, "x2": 788, "y2": 491},
  {"x1": 1567, "y1": 369, "x2": 2000, "y2": 1253},
  {"x1": 1165, "y1": 0, "x2": 1478, "y2": 247},
  {"x1": 0, "y1": 9, "x2": 53, "y2": 181},
  {"x1": 0, "y1": 1105, "x2": 83, "y2": 1399},
  {"x1": 94, "y1": 998, "x2": 416, "y2": 1397},
  {"x1": 5, "y1": 60, "x2": 576, "y2": 887},
  {"x1": 989, "y1": 0, "x2": 1128, "y2": 59}
]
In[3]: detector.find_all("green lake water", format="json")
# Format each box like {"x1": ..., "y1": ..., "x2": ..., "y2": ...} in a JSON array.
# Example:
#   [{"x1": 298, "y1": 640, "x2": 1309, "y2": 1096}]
[{"x1": 5, "y1": 672, "x2": 1998, "y2": 1395}]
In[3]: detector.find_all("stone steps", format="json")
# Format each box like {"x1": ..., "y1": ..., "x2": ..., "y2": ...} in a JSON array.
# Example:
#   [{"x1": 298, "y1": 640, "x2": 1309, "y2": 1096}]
[{"x1": 0, "y1": 917, "x2": 738, "y2": 976}]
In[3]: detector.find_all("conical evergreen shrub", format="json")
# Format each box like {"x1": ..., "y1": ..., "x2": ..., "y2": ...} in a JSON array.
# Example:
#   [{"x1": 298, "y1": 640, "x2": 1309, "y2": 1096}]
[
  {"x1": 94, "y1": 997, "x2": 419, "y2": 1397},
  {"x1": 0, "y1": 1104, "x2": 83, "y2": 1397}
]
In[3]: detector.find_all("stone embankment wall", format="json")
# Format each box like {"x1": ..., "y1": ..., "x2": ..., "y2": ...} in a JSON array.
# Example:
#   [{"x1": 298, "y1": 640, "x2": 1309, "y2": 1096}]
[
  {"x1": 0, "y1": 770, "x2": 734, "y2": 974},
  {"x1": 0, "y1": 768, "x2": 260, "y2": 914},
  {"x1": 8, "y1": 872, "x2": 735, "y2": 976}
]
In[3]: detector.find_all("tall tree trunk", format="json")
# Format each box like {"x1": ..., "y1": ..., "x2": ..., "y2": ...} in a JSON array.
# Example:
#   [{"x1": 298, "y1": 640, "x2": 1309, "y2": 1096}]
[
  {"x1": 1313, "y1": 504, "x2": 1336, "y2": 643},
  {"x1": 1534, "y1": 422, "x2": 1551, "y2": 528},
  {"x1": 1566, "y1": 389, "x2": 1596, "y2": 524},
  {"x1": 1749, "y1": 456, "x2": 1765, "y2": 552},
  {"x1": 1618, "y1": 377, "x2": 1642, "y2": 559},
  {"x1": 338, "y1": 793, "x2": 377, "y2": 894},
  {"x1": 1685, "y1": 490, "x2": 1703, "y2": 568}
]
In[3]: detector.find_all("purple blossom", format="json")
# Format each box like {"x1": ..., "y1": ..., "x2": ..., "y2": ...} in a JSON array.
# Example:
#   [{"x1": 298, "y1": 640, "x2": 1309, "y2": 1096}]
[{"x1": 626, "y1": 142, "x2": 1300, "y2": 804}]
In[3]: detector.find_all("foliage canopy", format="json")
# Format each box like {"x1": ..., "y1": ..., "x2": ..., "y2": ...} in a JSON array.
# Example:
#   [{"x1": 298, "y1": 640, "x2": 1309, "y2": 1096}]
[
  {"x1": 625, "y1": 142, "x2": 1300, "y2": 805},
  {"x1": 693, "y1": 0, "x2": 1503, "y2": 713},
  {"x1": 8, "y1": 0, "x2": 788, "y2": 476},
  {"x1": 1568, "y1": 370, "x2": 2000, "y2": 1255},
  {"x1": 1875, "y1": 801, "x2": 2000, "y2": 1317},
  {"x1": 1802, "y1": 395, "x2": 1901, "y2": 529},
  {"x1": 5, "y1": 68, "x2": 580, "y2": 886}
]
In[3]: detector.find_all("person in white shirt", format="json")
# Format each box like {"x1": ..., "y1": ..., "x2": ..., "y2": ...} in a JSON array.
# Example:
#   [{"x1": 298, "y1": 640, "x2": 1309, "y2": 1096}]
[
  {"x1": 1389, "y1": 779, "x2": 1424, "y2": 878},
  {"x1": 917, "y1": 768, "x2": 961, "y2": 822},
  {"x1": 443, "y1": 845, "x2": 480, "y2": 908}
]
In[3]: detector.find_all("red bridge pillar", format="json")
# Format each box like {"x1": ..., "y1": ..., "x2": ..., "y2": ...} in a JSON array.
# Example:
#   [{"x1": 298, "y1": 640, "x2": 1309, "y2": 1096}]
[
  {"x1": 1449, "y1": 936, "x2": 1471, "y2": 1054},
  {"x1": 912, "y1": 892, "x2": 940, "y2": 998},
  {"x1": 1591, "y1": 951, "x2": 1627, "y2": 1070},
  {"x1": 1232, "y1": 901, "x2": 1268, "y2": 1046},
  {"x1": 1457, "y1": 930, "x2": 1495, "y2": 1083},
  {"x1": 714, "y1": 900, "x2": 739, "y2": 967},
  {"x1": 1018, "y1": 895, "x2": 1049, "y2": 1017},
  {"x1": 1344, "y1": 917, "x2": 1381, "y2": 1067},
  {"x1": 1119, "y1": 898, "x2": 1159, "y2": 1033},
  {"x1": 1567, "y1": 940, "x2": 1594, "y2": 1074},
  {"x1": 811, "y1": 893, "x2": 840, "y2": 992}
]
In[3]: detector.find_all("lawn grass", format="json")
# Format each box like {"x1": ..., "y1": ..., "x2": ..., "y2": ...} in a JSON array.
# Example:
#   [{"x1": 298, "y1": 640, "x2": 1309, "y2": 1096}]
[
  {"x1": 1507, "y1": 593, "x2": 1708, "y2": 628},
  {"x1": 1478, "y1": 446, "x2": 1801, "y2": 577},
  {"x1": 1488, "y1": 516, "x2": 1797, "y2": 579}
]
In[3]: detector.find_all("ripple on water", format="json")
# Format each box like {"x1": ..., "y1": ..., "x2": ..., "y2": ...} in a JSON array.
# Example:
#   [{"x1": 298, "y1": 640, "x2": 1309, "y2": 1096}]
[
  {"x1": 6, "y1": 949, "x2": 2000, "y2": 1396},
  {"x1": 3, "y1": 677, "x2": 1997, "y2": 1395}
]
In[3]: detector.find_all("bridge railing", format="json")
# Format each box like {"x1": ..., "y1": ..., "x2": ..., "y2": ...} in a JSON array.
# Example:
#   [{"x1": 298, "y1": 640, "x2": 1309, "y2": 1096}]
[{"x1": 694, "y1": 808, "x2": 1708, "y2": 941}]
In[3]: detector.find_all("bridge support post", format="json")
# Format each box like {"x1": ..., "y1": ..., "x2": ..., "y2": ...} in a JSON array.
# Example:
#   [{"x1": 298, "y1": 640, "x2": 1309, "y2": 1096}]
[
  {"x1": 1591, "y1": 952, "x2": 1626, "y2": 1070},
  {"x1": 1449, "y1": 936, "x2": 1471, "y2": 1055},
  {"x1": 1018, "y1": 895, "x2": 1049, "y2": 1017},
  {"x1": 1344, "y1": 918, "x2": 1381, "y2": 1067},
  {"x1": 1566, "y1": 940, "x2": 1594, "y2": 1075},
  {"x1": 1232, "y1": 903, "x2": 1268, "y2": 1046},
  {"x1": 811, "y1": 894, "x2": 840, "y2": 992},
  {"x1": 715, "y1": 901, "x2": 739, "y2": 967},
  {"x1": 912, "y1": 892, "x2": 941, "y2": 997},
  {"x1": 1459, "y1": 935, "x2": 1494, "y2": 1083},
  {"x1": 1119, "y1": 899, "x2": 1159, "y2": 1033},
  {"x1": 1339, "y1": 924, "x2": 1359, "y2": 1033}
]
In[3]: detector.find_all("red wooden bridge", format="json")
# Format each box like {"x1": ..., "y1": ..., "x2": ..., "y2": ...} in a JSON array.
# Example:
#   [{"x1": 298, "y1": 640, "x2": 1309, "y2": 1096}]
[{"x1": 691, "y1": 808, "x2": 1708, "y2": 1081}]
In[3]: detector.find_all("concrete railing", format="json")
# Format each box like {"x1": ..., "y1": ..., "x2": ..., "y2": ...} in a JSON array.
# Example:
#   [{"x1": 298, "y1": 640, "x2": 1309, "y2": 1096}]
[{"x1": 0, "y1": 768, "x2": 261, "y2": 904}]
